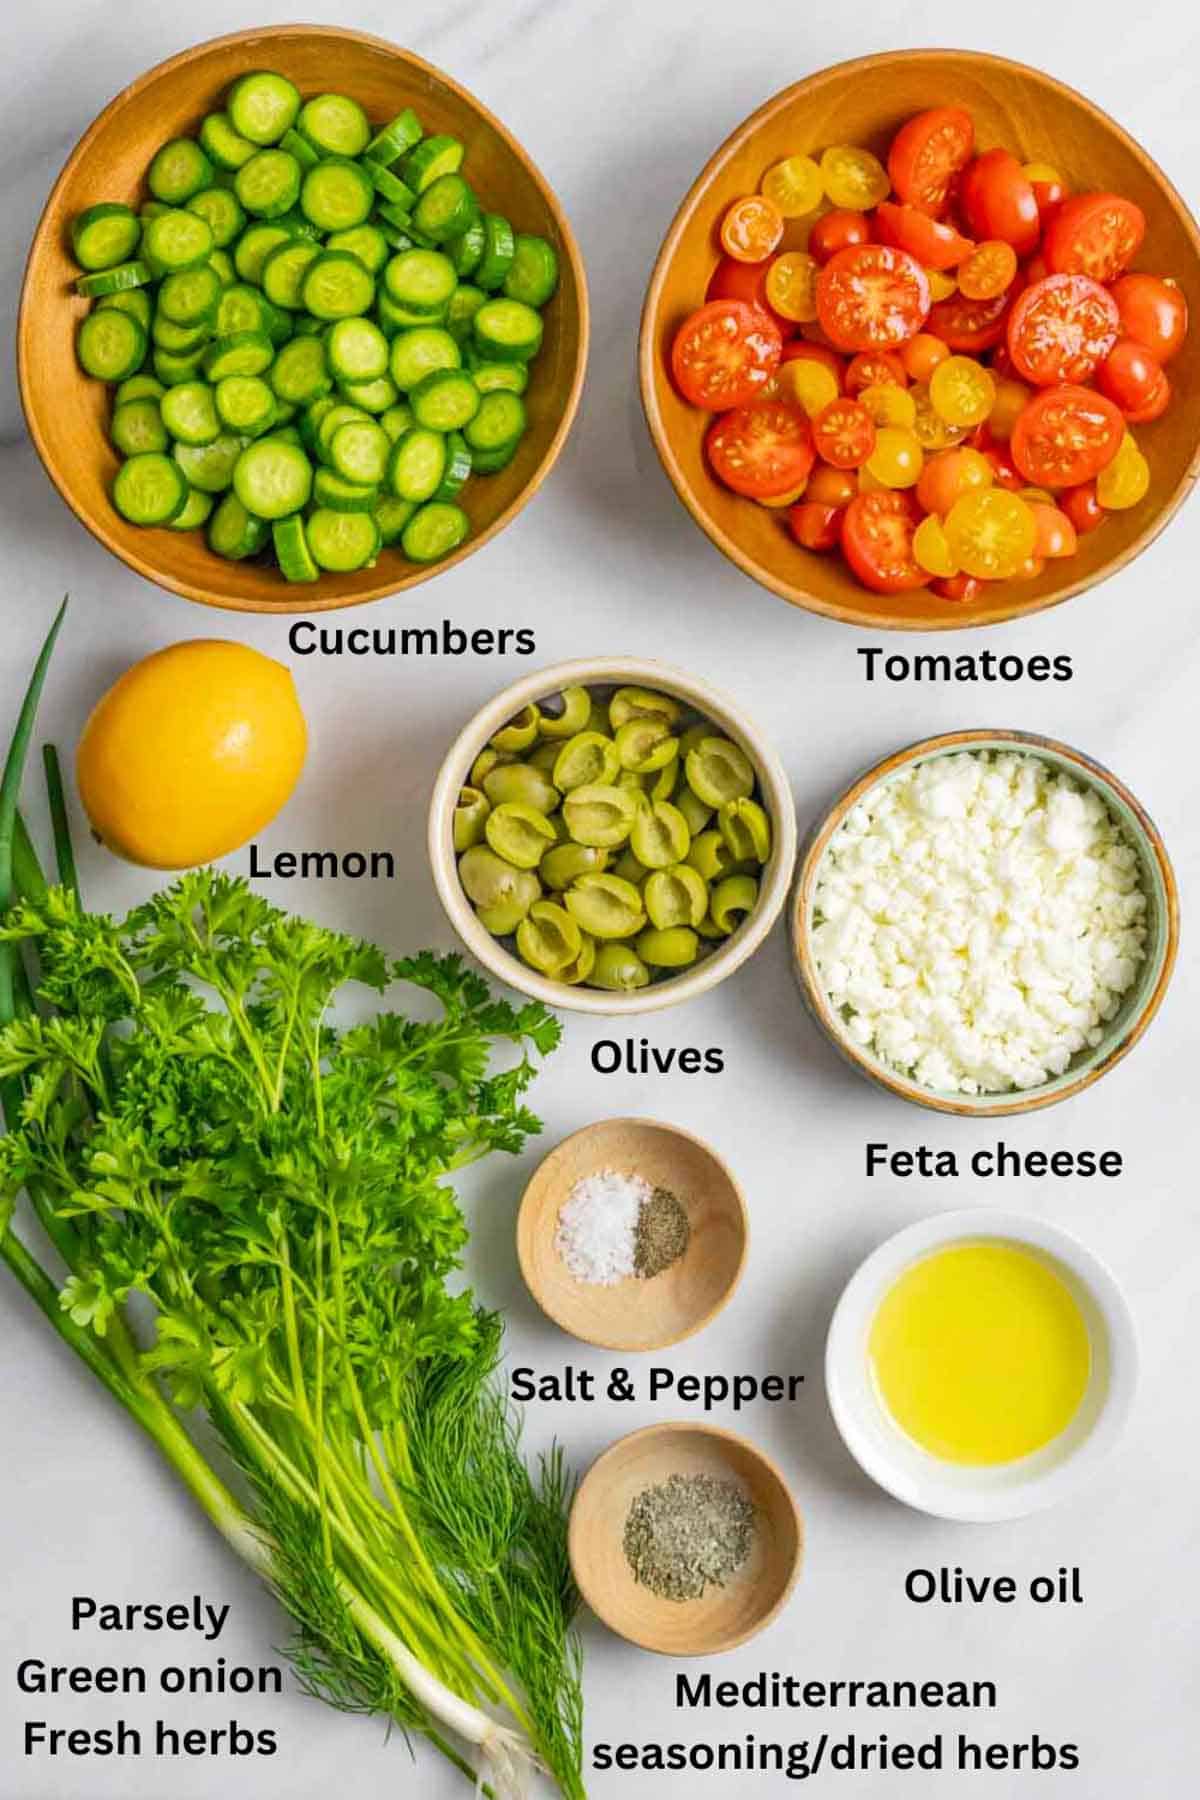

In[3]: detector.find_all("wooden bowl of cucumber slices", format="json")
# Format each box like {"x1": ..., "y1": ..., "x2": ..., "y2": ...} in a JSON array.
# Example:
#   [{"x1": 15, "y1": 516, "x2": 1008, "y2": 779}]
[{"x1": 19, "y1": 25, "x2": 588, "y2": 613}]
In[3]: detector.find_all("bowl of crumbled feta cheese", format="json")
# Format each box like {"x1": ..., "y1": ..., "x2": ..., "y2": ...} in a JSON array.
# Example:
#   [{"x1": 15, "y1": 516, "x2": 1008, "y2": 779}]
[{"x1": 792, "y1": 731, "x2": 1178, "y2": 1114}]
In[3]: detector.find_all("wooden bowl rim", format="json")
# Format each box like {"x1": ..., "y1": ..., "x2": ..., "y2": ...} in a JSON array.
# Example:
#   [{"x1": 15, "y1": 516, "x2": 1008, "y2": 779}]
[
  {"x1": 515, "y1": 1116, "x2": 750, "y2": 1351},
  {"x1": 791, "y1": 727, "x2": 1180, "y2": 1116},
  {"x1": 18, "y1": 22, "x2": 590, "y2": 615},
  {"x1": 639, "y1": 46, "x2": 1200, "y2": 633},
  {"x1": 568, "y1": 1420, "x2": 805, "y2": 1655}
]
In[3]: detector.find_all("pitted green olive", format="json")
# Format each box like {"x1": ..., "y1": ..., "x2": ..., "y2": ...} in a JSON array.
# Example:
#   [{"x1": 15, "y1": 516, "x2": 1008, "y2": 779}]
[
  {"x1": 631, "y1": 801, "x2": 691, "y2": 870},
  {"x1": 687, "y1": 828, "x2": 735, "y2": 882},
  {"x1": 644, "y1": 864, "x2": 708, "y2": 929},
  {"x1": 476, "y1": 869, "x2": 541, "y2": 935},
  {"x1": 484, "y1": 803, "x2": 557, "y2": 869},
  {"x1": 541, "y1": 842, "x2": 608, "y2": 889},
  {"x1": 483, "y1": 763, "x2": 560, "y2": 814},
  {"x1": 695, "y1": 912, "x2": 727, "y2": 940},
  {"x1": 516, "y1": 901, "x2": 582, "y2": 974},
  {"x1": 678, "y1": 722, "x2": 711, "y2": 759},
  {"x1": 538, "y1": 685, "x2": 592, "y2": 739},
  {"x1": 611, "y1": 848, "x2": 649, "y2": 886},
  {"x1": 552, "y1": 730, "x2": 621, "y2": 792},
  {"x1": 710, "y1": 873, "x2": 759, "y2": 934},
  {"x1": 562, "y1": 784, "x2": 640, "y2": 848},
  {"x1": 615, "y1": 717, "x2": 678, "y2": 774},
  {"x1": 558, "y1": 931, "x2": 597, "y2": 985},
  {"x1": 608, "y1": 686, "x2": 682, "y2": 730},
  {"x1": 491, "y1": 704, "x2": 540, "y2": 753},
  {"x1": 649, "y1": 757, "x2": 680, "y2": 803},
  {"x1": 719, "y1": 798, "x2": 772, "y2": 863},
  {"x1": 676, "y1": 785, "x2": 713, "y2": 834},
  {"x1": 590, "y1": 943, "x2": 650, "y2": 991},
  {"x1": 453, "y1": 787, "x2": 491, "y2": 852},
  {"x1": 527, "y1": 740, "x2": 562, "y2": 774},
  {"x1": 617, "y1": 768, "x2": 649, "y2": 795},
  {"x1": 564, "y1": 872, "x2": 646, "y2": 939},
  {"x1": 460, "y1": 845, "x2": 530, "y2": 910},
  {"x1": 635, "y1": 925, "x2": 699, "y2": 968},
  {"x1": 470, "y1": 745, "x2": 513, "y2": 788},
  {"x1": 685, "y1": 737, "x2": 755, "y2": 808}
]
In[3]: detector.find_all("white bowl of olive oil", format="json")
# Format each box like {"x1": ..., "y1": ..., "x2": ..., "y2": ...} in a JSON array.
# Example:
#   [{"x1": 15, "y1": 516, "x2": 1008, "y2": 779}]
[{"x1": 825, "y1": 1210, "x2": 1138, "y2": 1522}]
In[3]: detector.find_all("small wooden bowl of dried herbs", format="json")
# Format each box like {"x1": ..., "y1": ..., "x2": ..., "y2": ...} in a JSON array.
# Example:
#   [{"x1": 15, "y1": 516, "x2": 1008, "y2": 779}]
[
  {"x1": 516, "y1": 1118, "x2": 748, "y2": 1351},
  {"x1": 569, "y1": 1422, "x2": 803, "y2": 1655}
]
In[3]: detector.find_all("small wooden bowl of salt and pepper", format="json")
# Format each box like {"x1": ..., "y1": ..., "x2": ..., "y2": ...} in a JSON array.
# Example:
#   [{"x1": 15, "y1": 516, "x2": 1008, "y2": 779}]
[{"x1": 515, "y1": 1118, "x2": 748, "y2": 1352}]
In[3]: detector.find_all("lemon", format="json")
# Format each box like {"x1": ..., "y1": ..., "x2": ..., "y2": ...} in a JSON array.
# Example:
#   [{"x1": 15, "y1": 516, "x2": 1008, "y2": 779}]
[{"x1": 76, "y1": 641, "x2": 307, "y2": 869}]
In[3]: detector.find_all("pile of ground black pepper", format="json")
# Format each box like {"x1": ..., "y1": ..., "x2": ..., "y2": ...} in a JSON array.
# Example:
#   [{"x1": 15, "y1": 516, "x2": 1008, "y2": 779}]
[
  {"x1": 622, "y1": 1472, "x2": 756, "y2": 1601},
  {"x1": 634, "y1": 1185, "x2": 691, "y2": 1279}
]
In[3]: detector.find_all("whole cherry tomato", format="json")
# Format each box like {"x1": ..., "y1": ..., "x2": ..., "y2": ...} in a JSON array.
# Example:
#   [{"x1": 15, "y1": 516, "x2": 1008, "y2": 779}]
[
  {"x1": 887, "y1": 107, "x2": 974, "y2": 214},
  {"x1": 806, "y1": 462, "x2": 858, "y2": 506},
  {"x1": 1061, "y1": 482, "x2": 1105, "y2": 534},
  {"x1": 788, "y1": 499, "x2": 845, "y2": 551},
  {"x1": 1125, "y1": 371, "x2": 1171, "y2": 423},
  {"x1": 901, "y1": 332, "x2": 951, "y2": 382},
  {"x1": 1097, "y1": 338, "x2": 1165, "y2": 414},
  {"x1": 960, "y1": 149, "x2": 1040, "y2": 255},
  {"x1": 1028, "y1": 501, "x2": 1078, "y2": 559},
  {"x1": 808, "y1": 209, "x2": 872, "y2": 264},
  {"x1": 1109, "y1": 273, "x2": 1188, "y2": 364}
]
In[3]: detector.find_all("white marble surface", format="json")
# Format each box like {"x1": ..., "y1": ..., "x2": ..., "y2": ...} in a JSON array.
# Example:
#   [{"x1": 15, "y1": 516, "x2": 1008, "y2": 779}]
[{"x1": 2, "y1": 2, "x2": 1198, "y2": 1797}]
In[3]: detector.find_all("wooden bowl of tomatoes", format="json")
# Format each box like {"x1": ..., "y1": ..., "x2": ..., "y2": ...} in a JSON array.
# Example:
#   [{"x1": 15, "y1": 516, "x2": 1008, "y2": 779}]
[{"x1": 640, "y1": 49, "x2": 1200, "y2": 631}]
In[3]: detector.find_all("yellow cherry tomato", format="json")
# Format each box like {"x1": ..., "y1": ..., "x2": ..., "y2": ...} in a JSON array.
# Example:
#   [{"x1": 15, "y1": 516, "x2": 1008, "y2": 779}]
[
  {"x1": 988, "y1": 377, "x2": 1032, "y2": 441},
  {"x1": 757, "y1": 479, "x2": 810, "y2": 509},
  {"x1": 1022, "y1": 161, "x2": 1064, "y2": 187},
  {"x1": 913, "y1": 514, "x2": 959, "y2": 578},
  {"x1": 774, "y1": 357, "x2": 840, "y2": 417},
  {"x1": 925, "y1": 268, "x2": 958, "y2": 302},
  {"x1": 761, "y1": 153, "x2": 824, "y2": 217},
  {"x1": 930, "y1": 355, "x2": 997, "y2": 428},
  {"x1": 858, "y1": 465, "x2": 888, "y2": 493},
  {"x1": 911, "y1": 383, "x2": 969, "y2": 450},
  {"x1": 1096, "y1": 432, "x2": 1151, "y2": 510},
  {"x1": 858, "y1": 383, "x2": 918, "y2": 430},
  {"x1": 765, "y1": 250, "x2": 820, "y2": 322},
  {"x1": 945, "y1": 490, "x2": 1037, "y2": 580},
  {"x1": 866, "y1": 426, "x2": 923, "y2": 488},
  {"x1": 819, "y1": 144, "x2": 889, "y2": 210},
  {"x1": 1017, "y1": 486, "x2": 1054, "y2": 506}
]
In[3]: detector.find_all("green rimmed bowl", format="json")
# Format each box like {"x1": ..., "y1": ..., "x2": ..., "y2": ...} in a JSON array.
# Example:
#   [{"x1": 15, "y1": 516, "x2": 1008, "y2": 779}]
[{"x1": 791, "y1": 730, "x2": 1178, "y2": 1116}]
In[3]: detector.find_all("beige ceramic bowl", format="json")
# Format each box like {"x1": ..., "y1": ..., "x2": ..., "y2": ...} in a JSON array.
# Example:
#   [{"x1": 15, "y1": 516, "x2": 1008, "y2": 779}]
[{"x1": 428, "y1": 657, "x2": 798, "y2": 1014}]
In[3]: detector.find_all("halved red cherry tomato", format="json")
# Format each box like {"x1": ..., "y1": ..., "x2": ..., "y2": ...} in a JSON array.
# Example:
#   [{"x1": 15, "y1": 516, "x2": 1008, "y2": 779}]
[
  {"x1": 780, "y1": 337, "x2": 846, "y2": 387},
  {"x1": 1007, "y1": 275, "x2": 1119, "y2": 386},
  {"x1": 816, "y1": 245, "x2": 931, "y2": 352},
  {"x1": 1042, "y1": 192, "x2": 1145, "y2": 283},
  {"x1": 789, "y1": 499, "x2": 845, "y2": 551},
  {"x1": 808, "y1": 209, "x2": 872, "y2": 264},
  {"x1": 812, "y1": 397, "x2": 877, "y2": 468},
  {"x1": 1125, "y1": 371, "x2": 1171, "y2": 423},
  {"x1": 1061, "y1": 482, "x2": 1105, "y2": 534},
  {"x1": 932, "y1": 572, "x2": 984, "y2": 601},
  {"x1": 1026, "y1": 165, "x2": 1067, "y2": 217},
  {"x1": 958, "y1": 239, "x2": 1018, "y2": 301},
  {"x1": 1097, "y1": 338, "x2": 1164, "y2": 413},
  {"x1": 840, "y1": 489, "x2": 931, "y2": 592},
  {"x1": 1010, "y1": 385, "x2": 1125, "y2": 488},
  {"x1": 705, "y1": 400, "x2": 815, "y2": 498},
  {"x1": 720, "y1": 193, "x2": 785, "y2": 263},
  {"x1": 887, "y1": 107, "x2": 974, "y2": 215},
  {"x1": 671, "y1": 300, "x2": 782, "y2": 410},
  {"x1": 1028, "y1": 501, "x2": 1078, "y2": 559},
  {"x1": 806, "y1": 462, "x2": 858, "y2": 505},
  {"x1": 960, "y1": 150, "x2": 1040, "y2": 255},
  {"x1": 927, "y1": 283, "x2": 1017, "y2": 353},
  {"x1": 1110, "y1": 273, "x2": 1188, "y2": 364},
  {"x1": 707, "y1": 255, "x2": 794, "y2": 334},
  {"x1": 845, "y1": 350, "x2": 908, "y2": 394},
  {"x1": 873, "y1": 201, "x2": 974, "y2": 271}
]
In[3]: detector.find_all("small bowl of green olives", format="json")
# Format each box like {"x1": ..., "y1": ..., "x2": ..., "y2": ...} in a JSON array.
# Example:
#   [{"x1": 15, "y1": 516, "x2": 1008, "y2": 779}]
[{"x1": 428, "y1": 658, "x2": 797, "y2": 1012}]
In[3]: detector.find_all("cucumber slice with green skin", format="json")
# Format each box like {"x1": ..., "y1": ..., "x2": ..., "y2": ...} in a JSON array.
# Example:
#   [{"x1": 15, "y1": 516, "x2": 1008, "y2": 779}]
[
  {"x1": 298, "y1": 92, "x2": 370, "y2": 157},
  {"x1": 448, "y1": 216, "x2": 486, "y2": 278},
  {"x1": 115, "y1": 373, "x2": 164, "y2": 404},
  {"x1": 413, "y1": 174, "x2": 479, "y2": 245},
  {"x1": 270, "y1": 335, "x2": 332, "y2": 405},
  {"x1": 266, "y1": 423, "x2": 303, "y2": 445},
  {"x1": 330, "y1": 418, "x2": 390, "y2": 485},
  {"x1": 326, "y1": 316, "x2": 389, "y2": 382},
  {"x1": 234, "y1": 221, "x2": 293, "y2": 285},
  {"x1": 208, "y1": 490, "x2": 270, "y2": 558},
  {"x1": 228, "y1": 72, "x2": 301, "y2": 146},
  {"x1": 326, "y1": 223, "x2": 389, "y2": 274},
  {"x1": 98, "y1": 289, "x2": 153, "y2": 331},
  {"x1": 186, "y1": 186, "x2": 245, "y2": 248},
  {"x1": 275, "y1": 208, "x2": 324, "y2": 243},
  {"x1": 261, "y1": 239, "x2": 321, "y2": 310},
  {"x1": 143, "y1": 209, "x2": 213, "y2": 273},
  {"x1": 233, "y1": 438, "x2": 313, "y2": 518},
  {"x1": 503, "y1": 234, "x2": 559, "y2": 308},
  {"x1": 338, "y1": 374, "x2": 398, "y2": 413},
  {"x1": 110, "y1": 398, "x2": 168, "y2": 456},
  {"x1": 470, "y1": 439, "x2": 521, "y2": 475},
  {"x1": 149, "y1": 138, "x2": 213, "y2": 204},
  {"x1": 158, "y1": 264, "x2": 222, "y2": 326},
  {"x1": 410, "y1": 368, "x2": 481, "y2": 433},
  {"x1": 380, "y1": 402, "x2": 414, "y2": 443},
  {"x1": 474, "y1": 214, "x2": 517, "y2": 292},
  {"x1": 200, "y1": 111, "x2": 257, "y2": 171},
  {"x1": 235, "y1": 149, "x2": 302, "y2": 219},
  {"x1": 364, "y1": 108, "x2": 423, "y2": 167},
  {"x1": 292, "y1": 316, "x2": 326, "y2": 337},
  {"x1": 301, "y1": 251, "x2": 376, "y2": 321},
  {"x1": 71, "y1": 204, "x2": 141, "y2": 272},
  {"x1": 375, "y1": 199, "x2": 430, "y2": 238},
  {"x1": 388, "y1": 325, "x2": 461, "y2": 391},
  {"x1": 280, "y1": 127, "x2": 320, "y2": 171},
  {"x1": 160, "y1": 380, "x2": 221, "y2": 446},
  {"x1": 377, "y1": 289, "x2": 447, "y2": 333},
  {"x1": 402, "y1": 133, "x2": 465, "y2": 194},
  {"x1": 153, "y1": 346, "x2": 208, "y2": 386},
  {"x1": 168, "y1": 486, "x2": 215, "y2": 531},
  {"x1": 215, "y1": 374, "x2": 276, "y2": 437},
  {"x1": 313, "y1": 466, "x2": 379, "y2": 511},
  {"x1": 377, "y1": 222, "x2": 419, "y2": 254},
  {"x1": 152, "y1": 313, "x2": 211, "y2": 354},
  {"x1": 306, "y1": 507, "x2": 380, "y2": 571},
  {"x1": 386, "y1": 427, "x2": 447, "y2": 503},
  {"x1": 202, "y1": 330, "x2": 274, "y2": 380},
  {"x1": 300, "y1": 157, "x2": 374, "y2": 232},
  {"x1": 374, "y1": 493, "x2": 417, "y2": 544},
  {"x1": 466, "y1": 355, "x2": 529, "y2": 396},
  {"x1": 217, "y1": 282, "x2": 274, "y2": 337},
  {"x1": 315, "y1": 402, "x2": 370, "y2": 462},
  {"x1": 434, "y1": 430, "x2": 473, "y2": 501},
  {"x1": 273, "y1": 514, "x2": 319, "y2": 581},
  {"x1": 209, "y1": 249, "x2": 236, "y2": 287},
  {"x1": 174, "y1": 434, "x2": 244, "y2": 494},
  {"x1": 464, "y1": 389, "x2": 527, "y2": 454},
  {"x1": 112, "y1": 452, "x2": 189, "y2": 525},
  {"x1": 446, "y1": 284, "x2": 487, "y2": 343},
  {"x1": 369, "y1": 164, "x2": 416, "y2": 209},
  {"x1": 401, "y1": 500, "x2": 469, "y2": 563},
  {"x1": 473, "y1": 297, "x2": 543, "y2": 362},
  {"x1": 77, "y1": 309, "x2": 146, "y2": 381},
  {"x1": 141, "y1": 202, "x2": 169, "y2": 223},
  {"x1": 76, "y1": 259, "x2": 153, "y2": 299}
]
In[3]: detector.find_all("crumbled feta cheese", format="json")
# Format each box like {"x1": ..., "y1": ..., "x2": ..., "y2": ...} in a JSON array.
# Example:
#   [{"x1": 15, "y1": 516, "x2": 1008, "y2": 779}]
[{"x1": 812, "y1": 752, "x2": 1150, "y2": 1095}]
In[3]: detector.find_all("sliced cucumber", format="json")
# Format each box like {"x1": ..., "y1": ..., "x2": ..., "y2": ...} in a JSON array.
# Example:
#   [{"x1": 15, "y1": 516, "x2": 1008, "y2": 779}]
[
  {"x1": 504, "y1": 234, "x2": 559, "y2": 307},
  {"x1": 160, "y1": 380, "x2": 221, "y2": 446},
  {"x1": 270, "y1": 334, "x2": 332, "y2": 405},
  {"x1": 234, "y1": 221, "x2": 293, "y2": 284},
  {"x1": 380, "y1": 402, "x2": 414, "y2": 442},
  {"x1": 475, "y1": 214, "x2": 516, "y2": 292},
  {"x1": 261, "y1": 239, "x2": 321, "y2": 310},
  {"x1": 402, "y1": 134, "x2": 465, "y2": 194},
  {"x1": 208, "y1": 489, "x2": 270, "y2": 558},
  {"x1": 110, "y1": 397, "x2": 168, "y2": 456},
  {"x1": 448, "y1": 216, "x2": 486, "y2": 278},
  {"x1": 383, "y1": 247, "x2": 457, "y2": 313},
  {"x1": 374, "y1": 493, "x2": 416, "y2": 544},
  {"x1": 143, "y1": 208, "x2": 213, "y2": 273},
  {"x1": 200, "y1": 111, "x2": 258, "y2": 171},
  {"x1": 329, "y1": 418, "x2": 390, "y2": 485},
  {"x1": 369, "y1": 163, "x2": 415, "y2": 209},
  {"x1": 410, "y1": 368, "x2": 480, "y2": 433},
  {"x1": 158, "y1": 264, "x2": 221, "y2": 326},
  {"x1": 467, "y1": 355, "x2": 529, "y2": 396},
  {"x1": 364, "y1": 108, "x2": 423, "y2": 166},
  {"x1": 272, "y1": 514, "x2": 319, "y2": 581},
  {"x1": 202, "y1": 330, "x2": 274, "y2": 380},
  {"x1": 235, "y1": 149, "x2": 302, "y2": 219},
  {"x1": 168, "y1": 487, "x2": 215, "y2": 531},
  {"x1": 377, "y1": 289, "x2": 446, "y2": 333},
  {"x1": 387, "y1": 427, "x2": 446, "y2": 503},
  {"x1": 280, "y1": 127, "x2": 320, "y2": 171},
  {"x1": 186, "y1": 186, "x2": 245, "y2": 248},
  {"x1": 413, "y1": 173, "x2": 480, "y2": 245},
  {"x1": 102, "y1": 286, "x2": 154, "y2": 332},
  {"x1": 464, "y1": 389, "x2": 526, "y2": 453},
  {"x1": 112, "y1": 452, "x2": 188, "y2": 525},
  {"x1": 401, "y1": 501, "x2": 469, "y2": 563},
  {"x1": 76, "y1": 259, "x2": 152, "y2": 299},
  {"x1": 228, "y1": 71, "x2": 301, "y2": 146},
  {"x1": 326, "y1": 316, "x2": 389, "y2": 382},
  {"x1": 297, "y1": 92, "x2": 370, "y2": 157},
  {"x1": 326, "y1": 223, "x2": 389, "y2": 274},
  {"x1": 434, "y1": 430, "x2": 473, "y2": 500},
  {"x1": 152, "y1": 313, "x2": 210, "y2": 355},
  {"x1": 315, "y1": 402, "x2": 370, "y2": 463},
  {"x1": 77, "y1": 309, "x2": 146, "y2": 381},
  {"x1": 71, "y1": 204, "x2": 141, "y2": 272},
  {"x1": 174, "y1": 434, "x2": 244, "y2": 493},
  {"x1": 306, "y1": 507, "x2": 380, "y2": 571},
  {"x1": 313, "y1": 467, "x2": 379, "y2": 511},
  {"x1": 148, "y1": 138, "x2": 213, "y2": 204},
  {"x1": 473, "y1": 296, "x2": 543, "y2": 362},
  {"x1": 338, "y1": 374, "x2": 398, "y2": 413},
  {"x1": 446, "y1": 284, "x2": 486, "y2": 343},
  {"x1": 115, "y1": 372, "x2": 164, "y2": 405},
  {"x1": 153, "y1": 346, "x2": 208, "y2": 386},
  {"x1": 300, "y1": 157, "x2": 373, "y2": 231},
  {"x1": 301, "y1": 251, "x2": 375, "y2": 320},
  {"x1": 215, "y1": 374, "x2": 276, "y2": 436},
  {"x1": 217, "y1": 282, "x2": 274, "y2": 336},
  {"x1": 233, "y1": 437, "x2": 313, "y2": 518},
  {"x1": 388, "y1": 325, "x2": 461, "y2": 391}
]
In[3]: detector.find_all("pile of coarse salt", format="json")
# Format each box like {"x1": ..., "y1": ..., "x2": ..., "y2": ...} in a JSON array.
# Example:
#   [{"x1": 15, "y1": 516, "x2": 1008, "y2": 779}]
[{"x1": 555, "y1": 1169, "x2": 654, "y2": 1285}]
